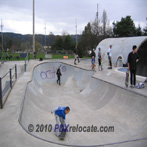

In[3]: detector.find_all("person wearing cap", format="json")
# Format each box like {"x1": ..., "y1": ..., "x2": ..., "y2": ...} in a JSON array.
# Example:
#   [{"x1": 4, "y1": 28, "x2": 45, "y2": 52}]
[
  {"x1": 127, "y1": 45, "x2": 139, "y2": 88},
  {"x1": 51, "y1": 106, "x2": 70, "y2": 137},
  {"x1": 98, "y1": 47, "x2": 102, "y2": 71},
  {"x1": 56, "y1": 66, "x2": 62, "y2": 85}
]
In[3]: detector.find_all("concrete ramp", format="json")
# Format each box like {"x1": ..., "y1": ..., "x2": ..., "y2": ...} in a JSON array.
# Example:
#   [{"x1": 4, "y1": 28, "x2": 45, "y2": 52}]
[{"x1": 19, "y1": 62, "x2": 147, "y2": 146}]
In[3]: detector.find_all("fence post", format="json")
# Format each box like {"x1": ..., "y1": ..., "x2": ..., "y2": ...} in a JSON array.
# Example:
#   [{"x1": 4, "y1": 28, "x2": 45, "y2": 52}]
[
  {"x1": 0, "y1": 77, "x2": 3, "y2": 109},
  {"x1": 28, "y1": 53, "x2": 29, "y2": 62},
  {"x1": 9, "y1": 69, "x2": 12, "y2": 88},
  {"x1": 15, "y1": 64, "x2": 17, "y2": 80},
  {"x1": 25, "y1": 59, "x2": 27, "y2": 72}
]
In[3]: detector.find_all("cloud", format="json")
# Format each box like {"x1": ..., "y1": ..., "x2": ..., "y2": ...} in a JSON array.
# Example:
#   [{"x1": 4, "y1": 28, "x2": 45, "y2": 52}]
[{"x1": 0, "y1": 0, "x2": 146, "y2": 35}]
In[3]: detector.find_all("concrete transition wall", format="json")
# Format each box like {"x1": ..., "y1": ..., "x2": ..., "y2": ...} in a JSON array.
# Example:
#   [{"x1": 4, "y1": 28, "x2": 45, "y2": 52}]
[{"x1": 95, "y1": 36, "x2": 147, "y2": 76}]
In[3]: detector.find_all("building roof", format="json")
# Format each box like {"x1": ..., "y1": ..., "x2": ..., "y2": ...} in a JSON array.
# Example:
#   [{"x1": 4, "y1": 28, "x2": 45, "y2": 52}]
[{"x1": 96, "y1": 36, "x2": 147, "y2": 64}]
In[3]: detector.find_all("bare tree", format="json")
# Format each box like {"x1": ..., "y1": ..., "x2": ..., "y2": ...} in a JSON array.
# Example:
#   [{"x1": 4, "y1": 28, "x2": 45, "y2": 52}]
[
  {"x1": 102, "y1": 10, "x2": 107, "y2": 36},
  {"x1": 106, "y1": 20, "x2": 113, "y2": 36}
]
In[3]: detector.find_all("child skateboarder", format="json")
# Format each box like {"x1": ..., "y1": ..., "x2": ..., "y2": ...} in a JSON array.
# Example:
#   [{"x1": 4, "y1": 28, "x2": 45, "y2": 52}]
[
  {"x1": 51, "y1": 106, "x2": 70, "y2": 139},
  {"x1": 91, "y1": 56, "x2": 96, "y2": 71},
  {"x1": 56, "y1": 66, "x2": 62, "y2": 85}
]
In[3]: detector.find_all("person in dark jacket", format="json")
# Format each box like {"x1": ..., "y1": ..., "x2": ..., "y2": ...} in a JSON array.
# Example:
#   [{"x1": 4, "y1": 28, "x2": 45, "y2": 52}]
[
  {"x1": 91, "y1": 49, "x2": 96, "y2": 59},
  {"x1": 107, "y1": 45, "x2": 112, "y2": 69},
  {"x1": 127, "y1": 45, "x2": 139, "y2": 88},
  {"x1": 56, "y1": 66, "x2": 62, "y2": 85},
  {"x1": 73, "y1": 46, "x2": 80, "y2": 65},
  {"x1": 98, "y1": 48, "x2": 102, "y2": 71}
]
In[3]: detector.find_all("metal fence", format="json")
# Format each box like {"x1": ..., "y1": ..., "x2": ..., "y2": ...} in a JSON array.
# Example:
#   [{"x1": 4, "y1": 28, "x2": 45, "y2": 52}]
[{"x1": 0, "y1": 65, "x2": 17, "y2": 109}]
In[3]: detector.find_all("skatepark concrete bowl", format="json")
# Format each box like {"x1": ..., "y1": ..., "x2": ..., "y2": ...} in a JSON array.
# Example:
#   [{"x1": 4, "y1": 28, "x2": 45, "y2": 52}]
[{"x1": 19, "y1": 62, "x2": 147, "y2": 147}]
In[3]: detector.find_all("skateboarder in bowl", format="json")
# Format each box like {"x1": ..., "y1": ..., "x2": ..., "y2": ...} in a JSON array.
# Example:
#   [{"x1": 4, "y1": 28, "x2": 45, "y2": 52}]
[
  {"x1": 51, "y1": 106, "x2": 70, "y2": 138},
  {"x1": 127, "y1": 45, "x2": 139, "y2": 88},
  {"x1": 56, "y1": 66, "x2": 62, "y2": 85}
]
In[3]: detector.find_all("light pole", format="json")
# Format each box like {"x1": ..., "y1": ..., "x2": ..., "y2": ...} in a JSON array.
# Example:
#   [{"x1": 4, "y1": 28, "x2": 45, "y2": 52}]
[
  {"x1": 33, "y1": 0, "x2": 35, "y2": 56},
  {"x1": 0, "y1": 19, "x2": 4, "y2": 53},
  {"x1": 75, "y1": 19, "x2": 78, "y2": 47},
  {"x1": 44, "y1": 21, "x2": 46, "y2": 48}
]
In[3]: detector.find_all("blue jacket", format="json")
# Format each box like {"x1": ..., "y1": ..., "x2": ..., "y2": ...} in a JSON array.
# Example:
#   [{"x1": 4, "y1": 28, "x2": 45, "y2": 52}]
[{"x1": 55, "y1": 106, "x2": 66, "y2": 120}]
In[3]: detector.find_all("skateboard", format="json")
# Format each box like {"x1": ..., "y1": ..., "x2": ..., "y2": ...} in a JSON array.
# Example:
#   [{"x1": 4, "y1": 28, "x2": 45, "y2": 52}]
[
  {"x1": 107, "y1": 66, "x2": 112, "y2": 69},
  {"x1": 125, "y1": 69, "x2": 129, "y2": 87},
  {"x1": 58, "y1": 129, "x2": 66, "y2": 140}
]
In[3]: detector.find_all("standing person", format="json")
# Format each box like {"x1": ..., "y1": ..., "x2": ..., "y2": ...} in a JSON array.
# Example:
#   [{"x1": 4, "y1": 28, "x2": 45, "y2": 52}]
[
  {"x1": 107, "y1": 45, "x2": 112, "y2": 69},
  {"x1": 127, "y1": 45, "x2": 139, "y2": 88},
  {"x1": 91, "y1": 49, "x2": 96, "y2": 70},
  {"x1": 73, "y1": 46, "x2": 80, "y2": 65},
  {"x1": 56, "y1": 66, "x2": 62, "y2": 85},
  {"x1": 91, "y1": 56, "x2": 96, "y2": 70},
  {"x1": 98, "y1": 48, "x2": 102, "y2": 71},
  {"x1": 91, "y1": 49, "x2": 96, "y2": 59},
  {"x1": 51, "y1": 106, "x2": 70, "y2": 137}
]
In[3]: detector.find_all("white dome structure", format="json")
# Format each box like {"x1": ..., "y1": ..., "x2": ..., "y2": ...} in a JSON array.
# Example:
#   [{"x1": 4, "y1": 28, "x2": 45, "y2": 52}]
[{"x1": 95, "y1": 36, "x2": 147, "y2": 76}]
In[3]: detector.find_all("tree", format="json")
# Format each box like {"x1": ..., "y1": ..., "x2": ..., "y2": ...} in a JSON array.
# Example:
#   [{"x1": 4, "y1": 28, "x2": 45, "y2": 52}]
[
  {"x1": 143, "y1": 19, "x2": 147, "y2": 35},
  {"x1": 78, "y1": 22, "x2": 98, "y2": 56},
  {"x1": 106, "y1": 20, "x2": 113, "y2": 36},
  {"x1": 35, "y1": 41, "x2": 42, "y2": 52},
  {"x1": 136, "y1": 25, "x2": 143, "y2": 36},
  {"x1": 64, "y1": 35, "x2": 74, "y2": 50},
  {"x1": 113, "y1": 16, "x2": 137, "y2": 37},
  {"x1": 52, "y1": 36, "x2": 64, "y2": 50},
  {"x1": 102, "y1": 10, "x2": 107, "y2": 36},
  {"x1": 48, "y1": 32, "x2": 55, "y2": 46},
  {"x1": 77, "y1": 41, "x2": 83, "y2": 58},
  {"x1": 21, "y1": 43, "x2": 27, "y2": 51},
  {"x1": 143, "y1": 27, "x2": 147, "y2": 35}
]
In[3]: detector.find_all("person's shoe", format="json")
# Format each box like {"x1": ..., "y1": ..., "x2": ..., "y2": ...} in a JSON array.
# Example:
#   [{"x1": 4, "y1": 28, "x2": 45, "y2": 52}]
[
  {"x1": 130, "y1": 85, "x2": 133, "y2": 88},
  {"x1": 57, "y1": 80, "x2": 58, "y2": 83},
  {"x1": 74, "y1": 62, "x2": 77, "y2": 65}
]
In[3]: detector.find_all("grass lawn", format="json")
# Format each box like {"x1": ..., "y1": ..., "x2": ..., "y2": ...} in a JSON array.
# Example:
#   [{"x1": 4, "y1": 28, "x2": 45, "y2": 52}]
[
  {"x1": 0, "y1": 51, "x2": 91, "y2": 61},
  {"x1": 0, "y1": 52, "x2": 79, "y2": 61}
]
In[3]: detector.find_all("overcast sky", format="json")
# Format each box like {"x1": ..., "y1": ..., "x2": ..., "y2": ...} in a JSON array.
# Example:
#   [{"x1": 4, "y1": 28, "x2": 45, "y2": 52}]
[{"x1": 0, "y1": 0, "x2": 147, "y2": 35}]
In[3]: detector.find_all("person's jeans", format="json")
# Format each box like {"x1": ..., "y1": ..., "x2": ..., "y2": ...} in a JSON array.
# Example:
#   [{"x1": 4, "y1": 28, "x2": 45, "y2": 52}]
[
  {"x1": 55, "y1": 115, "x2": 65, "y2": 136},
  {"x1": 57, "y1": 76, "x2": 61, "y2": 85},
  {"x1": 109, "y1": 56, "x2": 112, "y2": 68},
  {"x1": 130, "y1": 70, "x2": 136, "y2": 86}
]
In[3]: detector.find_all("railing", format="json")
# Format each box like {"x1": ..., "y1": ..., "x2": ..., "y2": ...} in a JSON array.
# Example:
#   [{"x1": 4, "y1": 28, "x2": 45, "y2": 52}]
[{"x1": 0, "y1": 64, "x2": 17, "y2": 109}]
